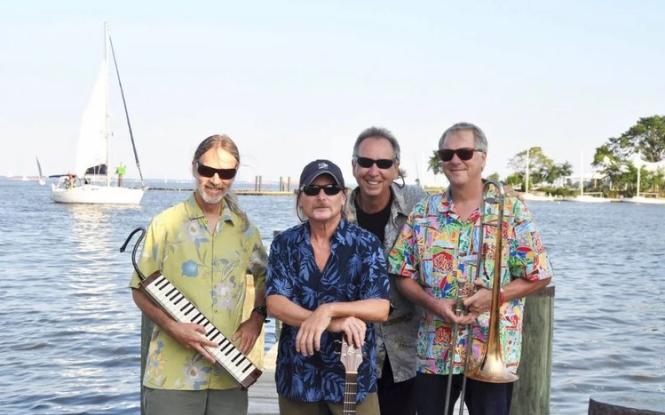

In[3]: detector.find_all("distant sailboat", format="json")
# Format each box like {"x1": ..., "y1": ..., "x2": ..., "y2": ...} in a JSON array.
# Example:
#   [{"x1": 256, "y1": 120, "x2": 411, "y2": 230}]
[
  {"x1": 51, "y1": 23, "x2": 146, "y2": 204},
  {"x1": 622, "y1": 154, "x2": 665, "y2": 205},
  {"x1": 520, "y1": 148, "x2": 554, "y2": 202},
  {"x1": 570, "y1": 152, "x2": 612, "y2": 203},
  {"x1": 36, "y1": 157, "x2": 46, "y2": 186}
]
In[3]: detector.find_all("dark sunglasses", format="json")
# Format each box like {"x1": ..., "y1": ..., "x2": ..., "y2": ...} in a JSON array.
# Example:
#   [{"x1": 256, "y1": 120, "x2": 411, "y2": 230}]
[
  {"x1": 196, "y1": 162, "x2": 237, "y2": 179},
  {"x1": 355, "y1": 157, "x2": 395, "y2": 169},
  {"x1": 301, "y1": 184, "x2": 343, "y2": 196},
  {"x1": 437, "y1": 148, "x2": 484, "y2": 162}
]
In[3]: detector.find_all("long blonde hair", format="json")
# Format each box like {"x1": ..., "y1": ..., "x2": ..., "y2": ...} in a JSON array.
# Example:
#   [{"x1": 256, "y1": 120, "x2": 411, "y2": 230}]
[{"x1": 193, "y1": 134, "x2": 249, "y2": 230}]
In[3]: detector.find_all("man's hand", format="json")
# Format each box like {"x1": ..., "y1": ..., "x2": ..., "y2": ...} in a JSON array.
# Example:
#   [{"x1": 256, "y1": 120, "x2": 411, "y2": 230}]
[
  {"x1": 233, "y1": 313, "x2": 264, "y2": 355},
  {"x1": 463, "y1": 279, "x2": 493, "y2": 315},
  {"x1": 328, "y1": 316, "x2": 366, "y2": 349},
  {"x1": 167, "y1": 321, "x2": 219, "y2": 364},
  {"x1": 295, "y1": 304, "x2": 333, "y2": 356},
  {"x1": 432, "y1": 297, "x2": 476, "y2": 325}
]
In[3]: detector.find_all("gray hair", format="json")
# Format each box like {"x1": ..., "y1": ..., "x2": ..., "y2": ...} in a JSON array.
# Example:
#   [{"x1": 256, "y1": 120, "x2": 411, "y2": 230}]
[
  {"x1": 352, "y1": 126, "x2": 401, "y2": 161},
  {"x1": 438, "y1": 122, "x2": 488, "y2": 153},
  {"x1": 192, "y1": 134, "x2": 249, "y2": 231}
]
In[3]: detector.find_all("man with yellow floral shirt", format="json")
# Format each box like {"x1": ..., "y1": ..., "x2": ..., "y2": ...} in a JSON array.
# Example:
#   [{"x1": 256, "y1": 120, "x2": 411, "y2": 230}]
[
  {"x1": 130, "y1": 135, "x2": 268, "y2": 415},
  {"x1": 388, "y1": 123, "x2": 553, "y2": 415}
]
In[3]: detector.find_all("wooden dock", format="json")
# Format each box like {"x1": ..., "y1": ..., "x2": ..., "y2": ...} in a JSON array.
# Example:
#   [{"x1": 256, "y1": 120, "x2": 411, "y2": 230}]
[{"x1": 248, "y1": 347, "x2": 279, "y2": 415}]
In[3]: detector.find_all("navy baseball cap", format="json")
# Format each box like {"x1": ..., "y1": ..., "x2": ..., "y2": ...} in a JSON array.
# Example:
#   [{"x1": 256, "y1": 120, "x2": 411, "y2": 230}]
[{"x1": 298, "y1": 159, "x2": 345, "y2": 189}]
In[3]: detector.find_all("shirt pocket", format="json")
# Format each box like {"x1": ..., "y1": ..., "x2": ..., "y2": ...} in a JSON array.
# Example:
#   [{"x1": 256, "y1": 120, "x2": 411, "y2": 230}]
[{"x1": 420, "y1": 234, "x2": 458, "y2": 294}]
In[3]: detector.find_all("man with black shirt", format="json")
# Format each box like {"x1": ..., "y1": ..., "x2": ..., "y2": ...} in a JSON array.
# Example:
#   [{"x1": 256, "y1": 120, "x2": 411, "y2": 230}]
[{"x1": 348, "y1": 127, "x2": 427, "y2": 415}]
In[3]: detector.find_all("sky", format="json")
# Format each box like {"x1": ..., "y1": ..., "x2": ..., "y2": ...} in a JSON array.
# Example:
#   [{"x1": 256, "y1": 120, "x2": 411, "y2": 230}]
[{"x1": 1, "y1": 0, "x2": 664, "y2": 187}]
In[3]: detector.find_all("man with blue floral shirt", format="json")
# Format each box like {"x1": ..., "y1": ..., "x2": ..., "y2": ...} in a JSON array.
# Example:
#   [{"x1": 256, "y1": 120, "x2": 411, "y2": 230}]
[{"x1": 266, "y1": 159, "x2": 390, "y2": 415}]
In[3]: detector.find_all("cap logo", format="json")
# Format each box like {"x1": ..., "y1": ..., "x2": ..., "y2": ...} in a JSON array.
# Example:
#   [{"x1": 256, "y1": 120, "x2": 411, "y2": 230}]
[{"x1": 318, "y1": 162, "x2": 328, "y2": 169}]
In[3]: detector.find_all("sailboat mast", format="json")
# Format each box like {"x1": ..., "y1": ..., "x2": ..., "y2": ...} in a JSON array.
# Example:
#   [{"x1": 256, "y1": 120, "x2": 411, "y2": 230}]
[
  {"x1": 579, "y1": 152, "x2": 584, "y2": 196},
  {"x1": 104, "y1": 23, "x2": 111, "y2": 186},
  {"x1": 525, "y1": 148, "x2": 530, "y2": 193},
  {"x1": 108, "y1": 28, "x2": 145, "y2": 187}
]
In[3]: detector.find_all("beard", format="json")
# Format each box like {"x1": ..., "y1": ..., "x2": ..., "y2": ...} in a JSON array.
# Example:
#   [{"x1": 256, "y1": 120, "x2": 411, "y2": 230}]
[{"x1": 196, "y1": 181, "x2": 226, "y2": 205}]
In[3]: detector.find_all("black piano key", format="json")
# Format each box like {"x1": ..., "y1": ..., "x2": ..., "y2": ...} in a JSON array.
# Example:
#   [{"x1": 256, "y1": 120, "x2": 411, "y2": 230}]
[
  {"x1": 220, "y1": 342, "x2": 232, "y2": 354},
  {"x1": 243, "y1": 361, "x2": 253, "y2": 372},
  {"x1": 209, "y1": 332, "x2": 220, "y2": 342},
  {"x1": 224, "y1": 346, "x2": 235, "y2": 356},
  {"x1": 173, "y1": 296, "x2": 184, "y2": 306},
  {"x1": 165, "y1": 287, "x2": 177, "y2": 298},
  {"x1": 231, "y1": 351, "x2": 242, "y2": 363},
  {"x1": 194, "y1": 315, "x2": 206, "y2": 325},
  {"x1": 156, "y1": 278, "x2": 170, "y2": 290},
  {"x1": 169, "y1": 291, "x2": 181, "y2": 301}
]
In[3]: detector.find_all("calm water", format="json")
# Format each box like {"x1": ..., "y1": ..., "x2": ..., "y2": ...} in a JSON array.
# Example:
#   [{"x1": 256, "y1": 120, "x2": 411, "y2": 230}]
[{"x1": 1, "y1": 179, "x2": 663, "y2": 414}]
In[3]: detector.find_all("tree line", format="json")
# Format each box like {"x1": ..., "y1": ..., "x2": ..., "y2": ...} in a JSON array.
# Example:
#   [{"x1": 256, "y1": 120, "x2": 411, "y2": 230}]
[{"x1": 427, "y1": 115, "x2": 665, "y2": 197}]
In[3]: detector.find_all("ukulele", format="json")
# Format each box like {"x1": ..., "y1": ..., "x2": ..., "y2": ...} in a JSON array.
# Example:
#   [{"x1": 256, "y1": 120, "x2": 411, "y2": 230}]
[{"x1": 339, "y1": 339, "x2": 363, "y2": 415}]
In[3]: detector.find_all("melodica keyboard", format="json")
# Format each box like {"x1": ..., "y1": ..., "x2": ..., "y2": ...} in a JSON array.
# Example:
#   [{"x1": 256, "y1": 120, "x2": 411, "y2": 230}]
[{"x1": 142, "y1": 272, "x2": 262, "y2": 388}]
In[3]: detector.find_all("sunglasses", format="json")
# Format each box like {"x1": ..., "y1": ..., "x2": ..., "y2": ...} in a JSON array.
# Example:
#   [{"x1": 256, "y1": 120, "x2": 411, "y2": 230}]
[
  {"x1": 355, "y1": 157, "x2": 396, "y2": 169},
  {"x1": 301, "y1": 184, "x2": 343, "y2": 196},
  {"x1": 196, "y1": 162, "x2": 237, "y2": 179},
  {"x1": 437, "y1": 148, "x2": 484, "y2": 162}
]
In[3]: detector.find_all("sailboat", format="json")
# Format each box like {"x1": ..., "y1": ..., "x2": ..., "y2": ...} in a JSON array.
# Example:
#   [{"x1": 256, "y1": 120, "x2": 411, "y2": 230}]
[
  {"x1": 622, "y1": 154, "x2": 665, "y2": 205},
  {"x1": 519, "y1": 148, "x2": 554, "y2": 202},
  {"x1": 51, "y1": 24, "x2": 147, "y2": 204},
  {"x1": 570, "y1": 152, "x2": 613, "y2": 203},
  {"x1": 36, "y1": 157, "x2": 46, "y2": 186}
]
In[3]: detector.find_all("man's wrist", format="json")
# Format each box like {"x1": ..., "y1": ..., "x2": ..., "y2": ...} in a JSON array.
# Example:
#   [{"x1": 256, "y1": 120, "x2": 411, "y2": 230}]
[{"x1": 251, "y1": 305, "x2": 268, "y2": 322}]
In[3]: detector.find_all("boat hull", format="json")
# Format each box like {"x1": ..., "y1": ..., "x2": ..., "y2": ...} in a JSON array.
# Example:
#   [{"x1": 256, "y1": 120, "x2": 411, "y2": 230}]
[
  {"x1": 51, "y1": 184, "x2": 145, "y2": 205},
  {"x1": 621, "y1": 196, "x2": 665, "y2": 205}
]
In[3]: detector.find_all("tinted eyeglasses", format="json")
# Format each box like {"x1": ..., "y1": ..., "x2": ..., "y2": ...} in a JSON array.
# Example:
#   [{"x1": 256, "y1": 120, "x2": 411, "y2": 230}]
[
  {"x1": 437, "y1": 148, "x2": 484, "y2": 162},
  {"x1": 196, "y1": 162, "x2": 237, "y2": 179},
  {"x1": 355, "y1": 157, "x2": 396, "y2": 169},
  {"x1": 301, "y1": 184, "x2": 343, "y2": 196}
]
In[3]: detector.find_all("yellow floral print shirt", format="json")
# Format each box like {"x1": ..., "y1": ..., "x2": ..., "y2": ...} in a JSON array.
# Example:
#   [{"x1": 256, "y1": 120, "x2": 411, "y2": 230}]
[{"x1": 129, "y1": 193, "x2": 267, "y2": 390}]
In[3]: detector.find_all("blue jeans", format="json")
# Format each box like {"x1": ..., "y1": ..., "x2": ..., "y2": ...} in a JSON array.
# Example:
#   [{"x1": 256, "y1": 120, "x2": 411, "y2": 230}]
[{"x1": 415, "y1": 373, "x2": 514, "y2": 415}]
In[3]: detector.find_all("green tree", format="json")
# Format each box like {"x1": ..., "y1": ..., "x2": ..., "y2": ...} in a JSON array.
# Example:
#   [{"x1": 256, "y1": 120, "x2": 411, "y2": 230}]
[
  {"x1": 427, "y1": 150, "x2": 442, "y2": 175},
  {"x1": 607, "y1": 115, "x2": 665, "y2": 162}
]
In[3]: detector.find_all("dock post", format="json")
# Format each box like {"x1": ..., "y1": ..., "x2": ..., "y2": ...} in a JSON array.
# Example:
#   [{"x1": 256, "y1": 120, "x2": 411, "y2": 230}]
[
  {"x1": 510, "y1": 285, "x2": 555, "y2": 415},
  {"x1": 287, "y1": 177, "x2": 291, "y2": 192},
  {"x1": 259, "y1": 176, "x2": 263, "y2": 192},
  {"x1": 279, "y1": 176, "x2": 283, "y2": 191}
]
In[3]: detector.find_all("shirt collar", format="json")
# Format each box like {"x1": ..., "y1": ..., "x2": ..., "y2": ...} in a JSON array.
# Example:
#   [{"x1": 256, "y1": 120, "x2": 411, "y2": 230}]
[
  {"x1": 296, "y1": 218, "x2": 349, "y2": 244},
  {"x1": 184, "y1": 192, "x2": 238, "y2": 226}
]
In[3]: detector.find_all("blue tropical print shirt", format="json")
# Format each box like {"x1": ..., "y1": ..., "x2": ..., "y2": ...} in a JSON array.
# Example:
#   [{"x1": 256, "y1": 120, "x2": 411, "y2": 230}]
[{"x1": 266, "y1": 219, "x2": 390, "y2": 404}]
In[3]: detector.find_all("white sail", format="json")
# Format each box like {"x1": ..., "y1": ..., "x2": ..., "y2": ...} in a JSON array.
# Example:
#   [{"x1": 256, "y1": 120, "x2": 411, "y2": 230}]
[
  {"x1": 75, "y1": 60, "x2": 109, "y2": 177},
  {"x1": 51, "y1": 24, "x2": 146, "y2": 205}
]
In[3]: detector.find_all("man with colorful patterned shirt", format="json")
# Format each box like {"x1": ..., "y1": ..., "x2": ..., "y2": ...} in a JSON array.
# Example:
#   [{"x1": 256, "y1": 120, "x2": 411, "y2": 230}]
[
  {"x1": 130, "y1": 135, "x2": 268, "y2": 415},
  {"x1": 266, "y1": 159, "x2": 390, "y2": 415},
  {"x1": 388, "y1": 122, "x2": 553, "y2": 415}
]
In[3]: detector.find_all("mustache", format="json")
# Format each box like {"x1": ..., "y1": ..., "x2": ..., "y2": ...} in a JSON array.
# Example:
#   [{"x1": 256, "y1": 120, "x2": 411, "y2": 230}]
[{"x1": 204, "y1": 184, "x2": 226, "y2": 191}]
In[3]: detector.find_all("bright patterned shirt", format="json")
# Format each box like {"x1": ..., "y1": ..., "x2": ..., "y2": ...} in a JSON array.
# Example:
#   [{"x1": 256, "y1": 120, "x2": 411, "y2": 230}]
[
  {"x1": 266, "y1": 219, "x2": 390, "y2": 403},
  {"x1": 129, "y1": 193, "x2": 267, "y2": 390},
  {"x1": 387, "y1": 190, "x2": 553, "y2": 376}
]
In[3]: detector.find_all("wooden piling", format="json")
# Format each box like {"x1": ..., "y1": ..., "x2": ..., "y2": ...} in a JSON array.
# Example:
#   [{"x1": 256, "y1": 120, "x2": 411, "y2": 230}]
[
  {"x1": 588, "y1": 391, "x2": 665, "y2": 415},
  {"x1": 510, "y1": 285, "x2": 555, "y2": 415}
]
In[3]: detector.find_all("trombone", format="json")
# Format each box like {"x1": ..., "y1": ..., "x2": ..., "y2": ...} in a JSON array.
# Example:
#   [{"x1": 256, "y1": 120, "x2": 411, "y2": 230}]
[{"x1": 444, "y1": 179, "x2": 518, "y2": 415}]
